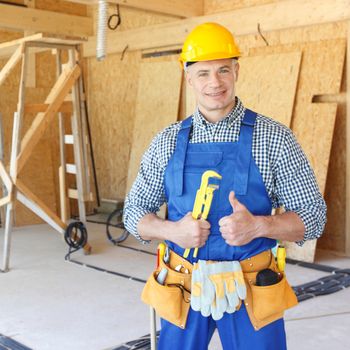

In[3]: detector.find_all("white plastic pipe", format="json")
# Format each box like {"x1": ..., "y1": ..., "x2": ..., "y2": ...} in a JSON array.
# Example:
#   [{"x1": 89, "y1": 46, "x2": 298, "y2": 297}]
[
  {"x1": 96, "y1": 0, "x2": 107, "y2": 61},
  {"x1": 150, "y1": 306, "x2": 157, "y2": 350}
]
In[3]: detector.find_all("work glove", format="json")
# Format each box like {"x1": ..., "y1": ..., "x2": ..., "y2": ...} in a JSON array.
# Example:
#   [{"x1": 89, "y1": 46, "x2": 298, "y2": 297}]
[
  {"x1": 191, "y1": 260, "x2": 214, "y2": 317},
  {"x1": 222, "y1": 261, "x2": 246, "y2": 314},
  {"x1": 191, "y1": 260, "x2": 247, "y2": 321}
]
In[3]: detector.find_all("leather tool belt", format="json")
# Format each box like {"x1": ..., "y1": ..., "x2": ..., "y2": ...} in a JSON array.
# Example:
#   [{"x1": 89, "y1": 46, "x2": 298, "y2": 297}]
[{"x1": 141, "y1": 247, "x2": 298, "y2": 330}]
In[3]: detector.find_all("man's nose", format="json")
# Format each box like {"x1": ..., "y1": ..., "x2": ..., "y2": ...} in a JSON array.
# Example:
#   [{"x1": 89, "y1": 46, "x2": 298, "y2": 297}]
[{"x1": 208, "y1": 72, "x2": 221, "y2": 87}]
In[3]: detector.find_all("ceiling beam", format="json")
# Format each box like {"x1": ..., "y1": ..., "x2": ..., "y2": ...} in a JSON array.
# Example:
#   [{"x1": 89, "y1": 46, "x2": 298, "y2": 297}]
[
  {"x1": 66, "y1": 0, "x2": 203, "y2": 18},
  {"x1": 0, "y1": 3, "x2": 93, "y2": 37},
  {"x1": 83, "y1": 0, "x2": 350, "y2": 57}
]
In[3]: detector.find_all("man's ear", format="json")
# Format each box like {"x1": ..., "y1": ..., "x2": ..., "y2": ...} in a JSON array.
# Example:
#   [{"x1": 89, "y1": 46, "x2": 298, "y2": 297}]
[
  {"x1": 234, "y1": 62, "x2": 240, "y2": 82},
  {"x1": 185, "y1": 70, "x2": 193, "y2": 87}
]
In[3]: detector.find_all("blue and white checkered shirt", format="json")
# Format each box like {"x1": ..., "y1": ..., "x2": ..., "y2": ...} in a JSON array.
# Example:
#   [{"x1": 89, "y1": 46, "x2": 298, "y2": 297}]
[{"x1": 124, "y1": 97, "x2": 326, "y2": 246}]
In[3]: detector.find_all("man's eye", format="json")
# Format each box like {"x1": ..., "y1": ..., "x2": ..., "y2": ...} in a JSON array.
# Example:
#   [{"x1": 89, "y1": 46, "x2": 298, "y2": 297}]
[
  {"x1": 219, "y1": 69, "x2": 230, "y2": 74},
  {"x1": 198, "y1": 72, "x2": 208, "y2": 77}
]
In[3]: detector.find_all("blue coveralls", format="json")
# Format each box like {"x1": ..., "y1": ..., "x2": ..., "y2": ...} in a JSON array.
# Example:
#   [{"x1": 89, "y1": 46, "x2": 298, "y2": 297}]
[{"x1": 159, "y1": 110, "x2": 287, "y2": 350}]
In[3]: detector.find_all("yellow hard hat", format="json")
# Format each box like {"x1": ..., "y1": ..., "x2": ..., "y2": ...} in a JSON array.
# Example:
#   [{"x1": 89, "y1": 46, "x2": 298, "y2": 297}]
[{"x1": 179, "y1": 22, "x2": 240, "y2": 68}]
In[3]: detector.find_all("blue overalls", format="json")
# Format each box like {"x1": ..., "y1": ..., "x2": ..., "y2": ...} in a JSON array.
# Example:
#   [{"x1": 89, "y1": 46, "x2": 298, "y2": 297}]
[{"x1": 159, "y1": 109, "x2": 287, "y2": 350}]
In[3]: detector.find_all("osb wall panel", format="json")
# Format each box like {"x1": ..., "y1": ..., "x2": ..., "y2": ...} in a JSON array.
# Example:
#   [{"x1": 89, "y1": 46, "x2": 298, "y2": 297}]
[
  {"x1": 237, "y1": 52, "x2": 301, "y2": 127},
  {"x1": 244, "y1": 38, "x2": 345, "y2": 261},
  {"x1": 86, "y1": 6, "x2": 177, "y2": 201},
  {"x1": 126, "y1": 60, "x2": 182, "y2": 193},
  {"x1": 87, "y1": 50, "x2": 141, "y2": 200},
  {"x1": 233, "y1": 22, "x2": 347, "y2": 257}
]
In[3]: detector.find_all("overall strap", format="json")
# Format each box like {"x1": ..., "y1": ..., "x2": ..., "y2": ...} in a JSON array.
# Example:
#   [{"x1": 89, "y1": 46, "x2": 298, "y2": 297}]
[
  {"x1": 173, "y1": 116, "x2": 192, "y2": 196},
  {"x1": 235, "y1": 109, "x2": 257, "y2": 195}
]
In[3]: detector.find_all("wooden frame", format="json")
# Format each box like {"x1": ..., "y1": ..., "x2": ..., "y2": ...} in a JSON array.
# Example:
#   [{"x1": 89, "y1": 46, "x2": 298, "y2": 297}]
[
  {"x1": 0, "y1": 3, "x2": 92, "y2": 37},
  {"x1": 0, "y1": 35, "x2": 93, "y2": 272},
  {"x1": 67, "y1": 0, "x2": 203, "y2": 18},
  {"x1": 346, "y1": 22, "x2": 350, "y2": 255},
  {"x1": 83, "y1": 0, "x2": 350, "y2": 57}
]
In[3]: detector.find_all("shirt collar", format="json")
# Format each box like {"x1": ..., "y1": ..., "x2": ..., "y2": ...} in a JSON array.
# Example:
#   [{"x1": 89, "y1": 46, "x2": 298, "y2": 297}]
[{"x1": 192, "y1": 97, "x2": 246, "y2": 129}]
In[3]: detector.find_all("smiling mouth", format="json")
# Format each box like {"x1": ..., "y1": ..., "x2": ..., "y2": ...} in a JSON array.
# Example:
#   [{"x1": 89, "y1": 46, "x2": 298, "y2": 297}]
[{"x1": 206, "y1": 91, "x2": 226, "y2": 97}]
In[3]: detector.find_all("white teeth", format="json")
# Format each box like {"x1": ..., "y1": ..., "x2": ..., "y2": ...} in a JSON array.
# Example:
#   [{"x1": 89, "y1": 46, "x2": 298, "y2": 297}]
[{"x1": 207, "y1": 91, "x2": 224, "y2": 96}]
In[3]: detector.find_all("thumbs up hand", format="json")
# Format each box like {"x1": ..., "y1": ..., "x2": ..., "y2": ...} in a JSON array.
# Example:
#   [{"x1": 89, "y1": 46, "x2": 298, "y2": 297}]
[{"x1": 219, "y1": 191, "x2": 260, "y2": 246}]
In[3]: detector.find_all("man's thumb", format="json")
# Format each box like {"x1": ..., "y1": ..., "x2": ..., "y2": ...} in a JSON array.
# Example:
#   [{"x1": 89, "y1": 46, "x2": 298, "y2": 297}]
[{"x1": 229, "y1": 191, "x2": 244, "y2": 212}]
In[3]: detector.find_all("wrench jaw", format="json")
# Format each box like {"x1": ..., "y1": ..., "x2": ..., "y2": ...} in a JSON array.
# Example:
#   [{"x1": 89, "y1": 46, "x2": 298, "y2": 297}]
[{"x1": 192, "y1": 172, "x2": 222, "y2": 220}]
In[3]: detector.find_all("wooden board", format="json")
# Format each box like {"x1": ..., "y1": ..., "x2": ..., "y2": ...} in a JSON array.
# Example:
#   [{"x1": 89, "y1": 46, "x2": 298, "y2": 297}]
[
  {"x1": 126, "y1": 60, "x2": 182, "y2": 193},
  {"x1": 0, "y1": 3, "x2": 92, "y2": 38},
  {"x1": 246, "y1": 39, "x2": 346, "y2": 261},
  {"x1": 204, "y1": 0, "x2": 278, "y2": 14},
  {"x1": 0, "y1": 33, "x2": 86, "y2": 60},
  {"x1": 237, "y1": 52, "x2": 301, "y2": 127}
]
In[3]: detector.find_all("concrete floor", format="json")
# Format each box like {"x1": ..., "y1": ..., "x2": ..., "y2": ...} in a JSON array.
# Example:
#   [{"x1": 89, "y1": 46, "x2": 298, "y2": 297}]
[{"x1": 0, "y1": 222, "x2": 349, "y2": 350}]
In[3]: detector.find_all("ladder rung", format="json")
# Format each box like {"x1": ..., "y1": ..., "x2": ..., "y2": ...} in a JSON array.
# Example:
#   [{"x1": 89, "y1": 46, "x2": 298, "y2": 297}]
[
  {"x1": 64, "y1": 135, "x2": 74, "y2": 144},
  {"x1": 66, "y1": 163, "x2": 77, "y2": 174},
  {"x1": 68, "y1": 188, "x2": 78, "y2": 199},
  {"x1": 24, "y1": 102, "x2": 72, "y2": 114},
  {"x1": 68, "y1": 189, "x2": 94, "y2": 202}
]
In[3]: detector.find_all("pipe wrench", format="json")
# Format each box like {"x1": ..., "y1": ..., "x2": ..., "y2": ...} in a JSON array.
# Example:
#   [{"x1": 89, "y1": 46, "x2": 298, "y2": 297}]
[{"x1": 183, "y1": 170, "x2": 222, "y2": 259}]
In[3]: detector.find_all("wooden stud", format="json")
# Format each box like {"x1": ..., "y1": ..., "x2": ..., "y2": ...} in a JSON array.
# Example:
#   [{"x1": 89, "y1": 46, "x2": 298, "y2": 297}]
[
  {"x1": 0, "y1": 45, "x2": 23, "y2": 87},
  {"x1": 0, "y1": 195, "x2": 11, "y2": 208},
  {"x1": 24, "y1": 0, "x2": 36, "y2": 88},
  {"x1": 68, "y1": 49, "x2": 87, "y2": 223},
  {"x1": 58, "y1": 166, "x2": 67, "y2": 223},
  {"x1": 346, "y1": 22, "x2": 350, "y2": 255},
  {"x1": 0, "y1": 113, "x2": 6, "y2": 226},
  {"x1": 2, "y1": 202, "x2": 13, "y2": 272},
  {"x1": 0, "y1": 161, "x2": 12, "y2": 193},
  {"x1": 55, "y1": 49, "x2": 68, "y2": 224},
  {"x1": 67, "y1": 0, "x2": 203, "y2": 17},
  {"x1": 0, "y1": 3, "x2": 92, "y2": 37},
  {"x1": 77, "y1": 63, "x2": 91, "y2": 202}
]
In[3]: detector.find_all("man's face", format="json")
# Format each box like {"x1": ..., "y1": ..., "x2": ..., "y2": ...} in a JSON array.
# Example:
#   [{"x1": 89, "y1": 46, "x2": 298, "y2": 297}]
[{"x1": 185, "y1": 58, "x2": 239, "y2": 120}]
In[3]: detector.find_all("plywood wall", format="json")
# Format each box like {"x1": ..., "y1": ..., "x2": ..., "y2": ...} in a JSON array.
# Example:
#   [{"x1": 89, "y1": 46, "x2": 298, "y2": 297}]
[
  {"x1": 237, "y1": 27, "x2": 347, "y2": 258},
  {"x1": 86, "y1": 6, "x2": 177, "y2": 201},
  {"x1": 126, "y1": 60, "x2": 182, "y2": 194}
]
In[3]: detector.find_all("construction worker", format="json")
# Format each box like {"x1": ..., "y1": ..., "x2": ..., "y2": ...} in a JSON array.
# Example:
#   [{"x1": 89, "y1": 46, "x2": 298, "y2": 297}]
[{"x1": 124, "y1": 22, "x2": 326, "y2": 349}]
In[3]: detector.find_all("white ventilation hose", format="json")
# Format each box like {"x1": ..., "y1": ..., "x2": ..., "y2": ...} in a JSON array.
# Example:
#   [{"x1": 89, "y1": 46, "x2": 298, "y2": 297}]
[{"x1": 96, "y1": 0, "x2": 107, "y2": 61}]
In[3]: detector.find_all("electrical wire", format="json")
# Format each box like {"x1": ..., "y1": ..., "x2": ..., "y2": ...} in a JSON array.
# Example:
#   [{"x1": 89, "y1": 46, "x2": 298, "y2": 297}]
[{"x1": 108, "y1": 4, "x2": 121, "y2": 30}]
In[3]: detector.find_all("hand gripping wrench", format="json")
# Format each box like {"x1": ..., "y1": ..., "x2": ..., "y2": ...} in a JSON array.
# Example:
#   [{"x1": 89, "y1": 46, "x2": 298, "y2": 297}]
[{"x1": 183, "y1": 170, "x2": 222, "y2": 259}]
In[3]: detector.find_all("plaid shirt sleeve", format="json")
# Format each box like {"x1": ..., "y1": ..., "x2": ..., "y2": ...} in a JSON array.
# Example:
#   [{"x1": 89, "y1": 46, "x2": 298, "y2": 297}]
[
  {"x1": 272, "y1": 128, "x2": 327, "y2": 245},
  {"x1": 123, "y1": 127, "x2": 177, "y2": 243}
]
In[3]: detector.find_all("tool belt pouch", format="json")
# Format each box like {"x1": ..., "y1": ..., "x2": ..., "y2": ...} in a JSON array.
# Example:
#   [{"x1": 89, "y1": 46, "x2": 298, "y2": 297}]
[
  {"x1": 244, "y1": 255, "x2": 298, "y2": 330},
  {"x1": 141, "y1": 250, "x2": 193, "y2": 329}
]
